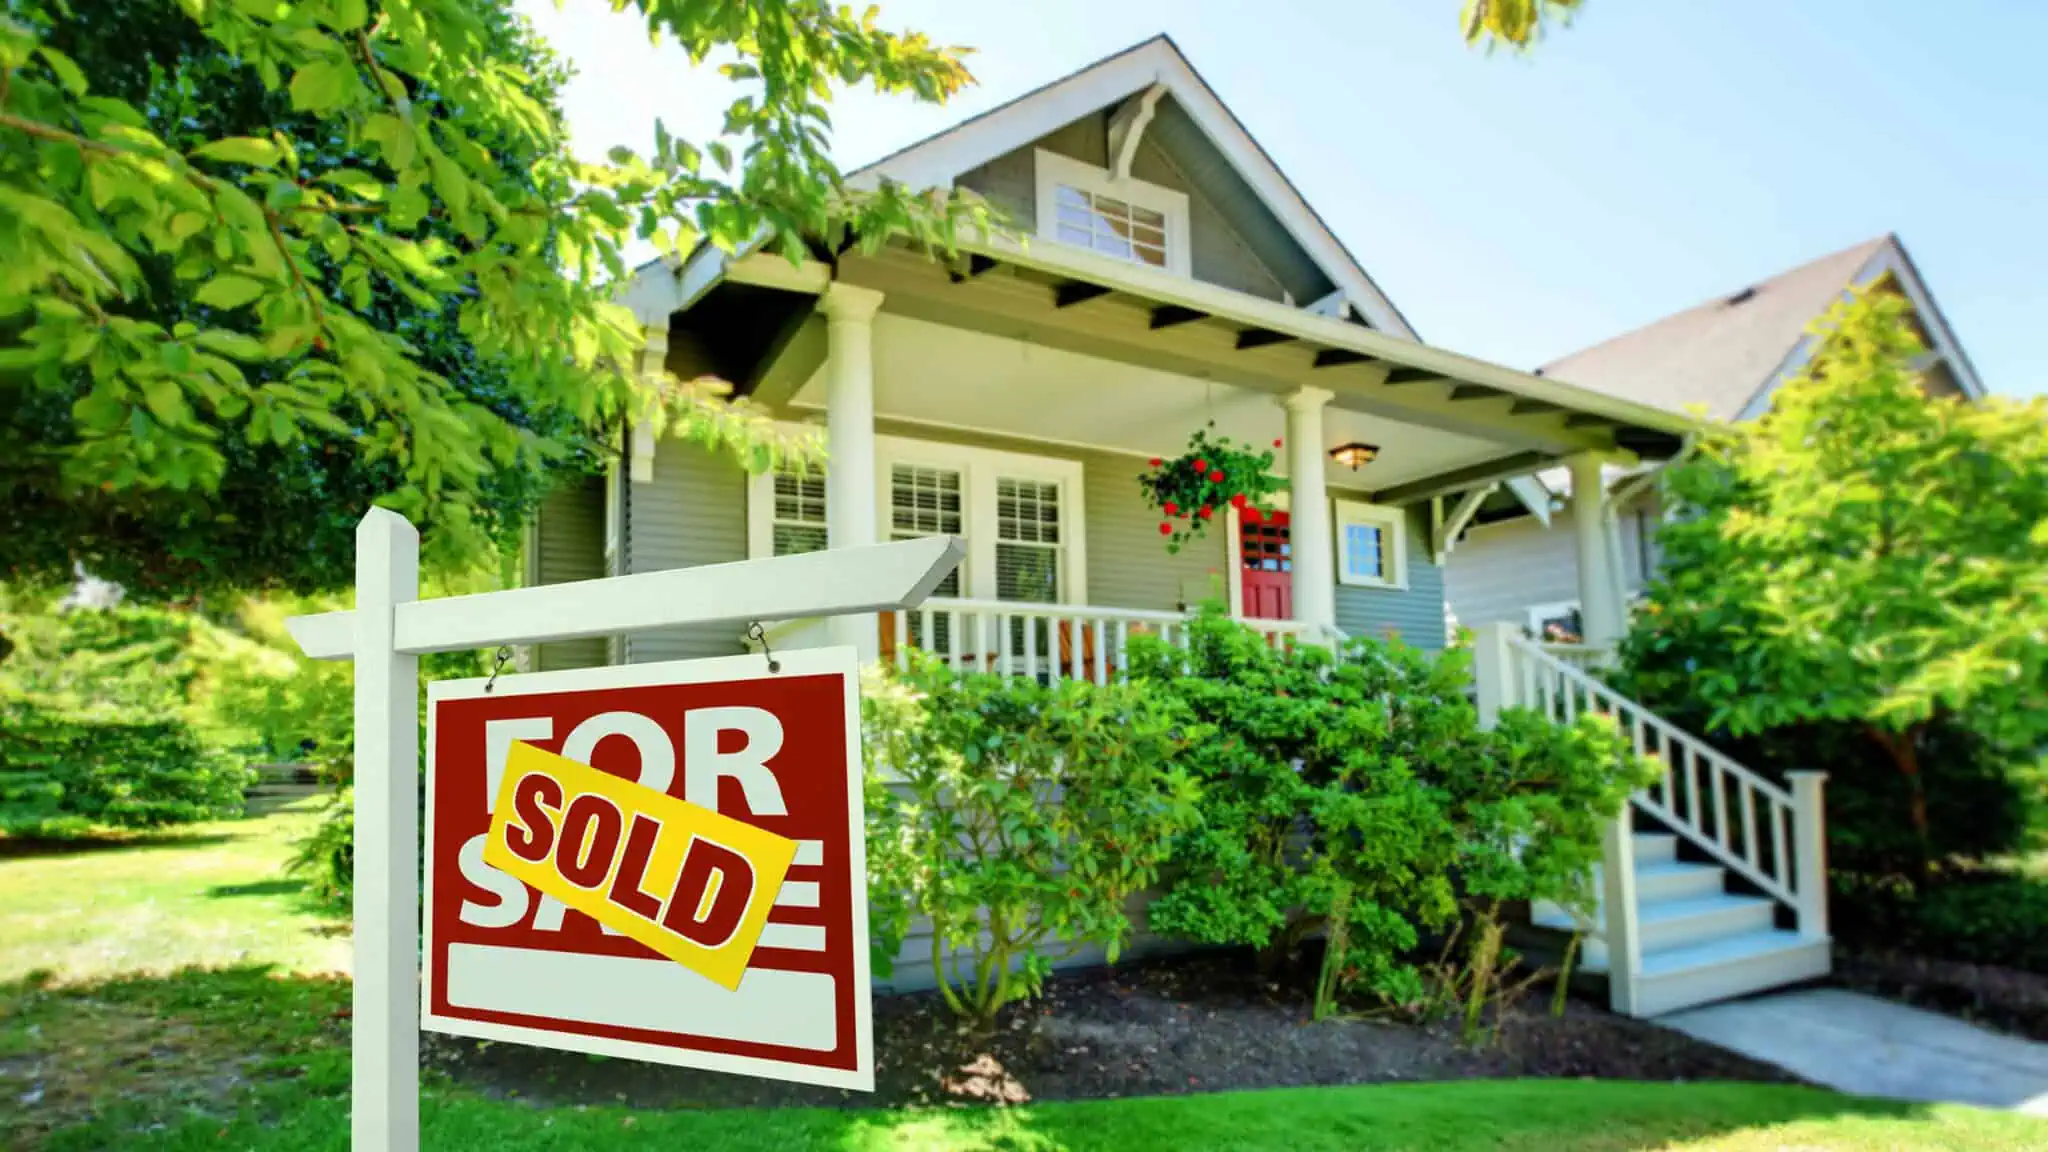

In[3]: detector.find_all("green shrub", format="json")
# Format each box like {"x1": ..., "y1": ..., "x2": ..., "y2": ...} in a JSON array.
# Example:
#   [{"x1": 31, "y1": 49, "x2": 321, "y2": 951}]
[
  {"x1": 1129, "y1": 608, "x2": 1652, "y2": 1021},
  {"x1": 1833, "y1": 869, "x2": 2048, "y2": 975},
  {"x1": 0, "y1": 598, "x2": 257, "y2": 836},
  {"x1": 861, "y1": 657, "x2": 1198, "y2": 1030}
]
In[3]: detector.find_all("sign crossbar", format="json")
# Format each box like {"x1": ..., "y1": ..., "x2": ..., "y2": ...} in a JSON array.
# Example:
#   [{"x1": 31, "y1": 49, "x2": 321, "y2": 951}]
[{"x1": 289, "y1": 532, "x2": 966, "y2": 659}]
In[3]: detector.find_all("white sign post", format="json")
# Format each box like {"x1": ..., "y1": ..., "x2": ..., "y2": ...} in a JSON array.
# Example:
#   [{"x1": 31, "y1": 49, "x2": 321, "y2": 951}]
[{"x1": 289, "y1": 508, "x2": 962, "y2": 1152}]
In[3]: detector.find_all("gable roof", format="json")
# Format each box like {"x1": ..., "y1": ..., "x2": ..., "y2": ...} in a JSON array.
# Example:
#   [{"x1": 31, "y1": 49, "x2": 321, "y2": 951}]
[
  {"x1": 1535, "y1": 234, "x2": 1986, "y2": 423},
  {"x1": 850, "y1": 34, "x2": 1418, "y2": 339}
]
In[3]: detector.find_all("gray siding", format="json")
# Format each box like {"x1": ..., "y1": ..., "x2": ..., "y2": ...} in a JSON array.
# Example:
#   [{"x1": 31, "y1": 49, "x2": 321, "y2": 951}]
[
  {"x1": 529, "y1": 474, "x2": 608, "y2": 671},
  {"x1": 624, "y1": 438, "x2": 750, "y2": 662},
  {"x1": 1444, "y1": 504, "x2": 1658, "y2": 630},
  {"x1": 1333, "y1": 504, "x2": 1448, "y2": 652},
  {"x1": 956, "y1": 116, "x2": 1293, "y2": 303}
]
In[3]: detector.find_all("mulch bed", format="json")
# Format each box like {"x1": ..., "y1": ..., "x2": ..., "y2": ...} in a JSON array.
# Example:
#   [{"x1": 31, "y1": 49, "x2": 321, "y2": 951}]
[
  {"x1": 1832, "y1": 946, "x2": 2048, "y2": 1043},
  {"x1": 427, "y1": 949, "x2": 1801, "y2": 1111}
]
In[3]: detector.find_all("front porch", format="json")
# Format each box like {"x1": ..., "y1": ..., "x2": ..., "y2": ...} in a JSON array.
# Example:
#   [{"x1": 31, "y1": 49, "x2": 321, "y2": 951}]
[{"x1": 618, "y1": 234, "x2": 1690, "y2": 670}]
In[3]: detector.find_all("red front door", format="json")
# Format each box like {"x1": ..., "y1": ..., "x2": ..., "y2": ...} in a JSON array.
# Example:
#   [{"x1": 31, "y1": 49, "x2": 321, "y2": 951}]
[{"x1": 1239, "y1": 510, "x2": 1292, "y2": 620}]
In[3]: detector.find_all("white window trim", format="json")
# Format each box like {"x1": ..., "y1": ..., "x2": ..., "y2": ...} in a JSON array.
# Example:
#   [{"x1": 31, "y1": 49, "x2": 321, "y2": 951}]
[
  {"x1": 746, "y1": 427, "x2": 1088, "y2": 605},
  {"x1": 1334, "y1": 499, "x2": 1408, "y2": 591},
  {"x1": 1526, "y1": 599, "x2": 1583, "y2": 632},
  {"x1": 1033, "y1": 149, "x2": 1192, "y2": 277}
]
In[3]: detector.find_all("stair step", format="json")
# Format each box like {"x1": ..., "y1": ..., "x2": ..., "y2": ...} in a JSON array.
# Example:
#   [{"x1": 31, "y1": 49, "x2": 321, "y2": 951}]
[
  {"x1": 1537, "y1": 893, "x2": 1778, "y2": 970},
  {"x1": 1531, "y1": 862, "x2": 1726, "y2": 924},
  {"x1": 1633, "y1": 832, "x2": 1678, "y2": 864},
  {"x1": 1633, "y1": 930, "x2": 1833, "y2": 1016}
]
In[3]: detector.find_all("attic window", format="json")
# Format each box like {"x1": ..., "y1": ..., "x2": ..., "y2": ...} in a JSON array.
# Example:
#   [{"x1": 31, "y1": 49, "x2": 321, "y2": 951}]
[{"x1": 1034, "y1": 149, "x2": 1190, "y2": 276}]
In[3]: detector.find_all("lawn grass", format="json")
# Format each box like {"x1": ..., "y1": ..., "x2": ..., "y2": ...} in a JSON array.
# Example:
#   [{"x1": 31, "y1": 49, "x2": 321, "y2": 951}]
[
  {"x1": 0, "y1": 797, "x2": 349, "y2": 983},
  {"x1": 37, "y1": 1079, "x2": 2048, "y2": 1151},
  {"x1": 6, "y1": 806, "x2": 2048, "y2": 1151}
]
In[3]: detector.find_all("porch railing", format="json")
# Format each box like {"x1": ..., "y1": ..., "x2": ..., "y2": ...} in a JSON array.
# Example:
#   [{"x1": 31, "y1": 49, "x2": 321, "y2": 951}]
[
  {"x1": 887, "y1": 597, "x2": 1314, "y2": 685},
  {"x1": 1471, "y1": 623, "x2": 1827, "y2": 1015},
  {"x1": 1534, "y1": 641, "x2": 1616, "y2": 674}
]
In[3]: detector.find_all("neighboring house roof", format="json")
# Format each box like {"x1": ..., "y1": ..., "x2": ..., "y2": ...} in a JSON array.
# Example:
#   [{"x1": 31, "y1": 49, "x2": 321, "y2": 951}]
[
  {"x1": 1509, "y1": 233, "x2": 1988, "y2": 509},
  {"x1": 1537, "y1": 236, "x2": 1889, "y2": 423},
  {"x1": 1535, "y1": 233, "x2": 1986, "y2": 423},
  {"x1": 849, "y1": 34, "x2": 1419, "y2": 339}
]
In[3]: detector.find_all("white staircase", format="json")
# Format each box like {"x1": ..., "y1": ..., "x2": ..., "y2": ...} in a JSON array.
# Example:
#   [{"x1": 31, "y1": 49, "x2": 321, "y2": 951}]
[
  {"x1": 1473, "y1": 626, "x2": 1834, "y2": 1019},
  {"x1": 1531, "y1": 831, "x2": 1831, "y2": 1017}
]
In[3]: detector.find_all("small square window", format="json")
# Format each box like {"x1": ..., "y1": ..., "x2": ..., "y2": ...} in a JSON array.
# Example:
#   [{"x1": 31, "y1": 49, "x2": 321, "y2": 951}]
[
  {"x1": 1035, "y1": 150, "x2": 1187, "y2": 276},
  {"x1": 1334, "y1": 501, "x2": 1406, "y2": 589}
]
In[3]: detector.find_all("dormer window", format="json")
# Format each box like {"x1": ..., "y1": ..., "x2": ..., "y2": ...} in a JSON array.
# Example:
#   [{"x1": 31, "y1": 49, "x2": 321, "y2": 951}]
[{"x1": 1034, "y1": 149, "x2": 1190, "y2": 276}]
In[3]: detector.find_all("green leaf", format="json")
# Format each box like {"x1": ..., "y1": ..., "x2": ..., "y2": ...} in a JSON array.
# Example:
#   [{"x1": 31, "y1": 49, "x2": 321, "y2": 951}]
[
  {"x1": 194, "y1": 276, "x2": 268, "y2": 310},
  {"x1": 329, "y1": 0, "x2": 369, "y2": 31},
  {"x1": 192, "y1": 137, "x2": 283, "y2": 169},
  {"x1": 289, "y1": 58, "x2": 357, "y2": 114},
  {"x1": 363, "y1": 115, "x2": 415, "y2": 171},
  {"x1": 38, "y1": 47, "x2": 89, "y2": 96}
]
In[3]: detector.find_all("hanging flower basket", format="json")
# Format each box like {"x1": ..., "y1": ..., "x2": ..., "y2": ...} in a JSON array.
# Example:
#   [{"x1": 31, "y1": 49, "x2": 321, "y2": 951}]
[{"x1": 1138, "y1": 423, "x2": 1285, "y2": 553}]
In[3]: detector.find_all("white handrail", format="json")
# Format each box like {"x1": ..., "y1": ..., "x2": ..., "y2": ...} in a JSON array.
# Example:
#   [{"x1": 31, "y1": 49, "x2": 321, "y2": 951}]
[
  {"x1": 891, "y1": 598, "x2": 1316, "y2": 685},
  {"x1": 1502, "y1": 636, "x2": 1817, "y2": 918}
]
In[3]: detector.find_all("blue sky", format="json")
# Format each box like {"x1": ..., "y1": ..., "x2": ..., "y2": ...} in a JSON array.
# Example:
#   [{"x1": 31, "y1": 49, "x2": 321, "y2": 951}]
[{"x1": 518, "y1": 0, "x2": 2046, "y2": 399}]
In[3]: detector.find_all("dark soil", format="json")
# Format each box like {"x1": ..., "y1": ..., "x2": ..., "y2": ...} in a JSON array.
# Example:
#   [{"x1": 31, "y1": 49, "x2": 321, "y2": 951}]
[
  {"x1": 1833, "y1": 945, "x2": 2048, "y2": 1043},
  {"x1": 426, "y1": 949, "x2": 1802, "y2": 1111}
]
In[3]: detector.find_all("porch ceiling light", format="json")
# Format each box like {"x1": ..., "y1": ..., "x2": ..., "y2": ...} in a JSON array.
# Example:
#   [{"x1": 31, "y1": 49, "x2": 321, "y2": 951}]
[{"x1": 1329, "y1": 442, "x2": 1380, "y2": 470}]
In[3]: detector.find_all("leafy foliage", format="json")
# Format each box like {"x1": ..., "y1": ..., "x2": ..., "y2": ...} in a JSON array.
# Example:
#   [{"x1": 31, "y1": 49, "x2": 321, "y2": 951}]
[
  {"x1": 1617, "y1": 289, "x2": 2048, "y2": 852},
  {"x1": 0, "y1": 0, "x2": 990, "y2": 592},
  {"x1": 1137, "y1": 423, "x2": 1285, "y2": 554},
  {"x1": 1129, "y1": 608, "x2": 1651, "y2": 1019},
  {"x1": 861, "y1": 657, "x2": 1199, "y2": 1030},
  {"x1": 0, "y1": 595, "x2": 256, "y2": 835},
  {"x1": 1462, "y1": 0, "x2": 1584, "y2": 49}
]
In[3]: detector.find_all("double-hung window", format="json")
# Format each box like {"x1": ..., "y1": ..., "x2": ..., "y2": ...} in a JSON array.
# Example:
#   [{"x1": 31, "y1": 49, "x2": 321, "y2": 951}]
[
  {"x1": 766, "y1": 462, "x2": 828, "y2": 557},
  {"x1": 889, "y1": 463, "x2": 966, "y2": 648}
]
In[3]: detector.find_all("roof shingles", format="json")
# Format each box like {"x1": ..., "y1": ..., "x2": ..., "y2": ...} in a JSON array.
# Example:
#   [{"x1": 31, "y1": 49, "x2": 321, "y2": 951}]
[{"x1": 1537, "y1": 235, "x2": 1893, "y2": 422}]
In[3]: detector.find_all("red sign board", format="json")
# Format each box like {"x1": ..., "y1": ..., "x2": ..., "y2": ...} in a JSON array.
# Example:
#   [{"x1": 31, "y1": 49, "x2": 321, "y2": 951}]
[{"x1": 422, "y1": 648, "x2": 872, "y2": 1091}]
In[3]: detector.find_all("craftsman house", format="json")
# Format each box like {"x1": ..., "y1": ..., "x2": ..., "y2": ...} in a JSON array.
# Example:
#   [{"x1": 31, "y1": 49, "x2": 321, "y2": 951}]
[
  {"x1": 527, "y1": 35, "x2": 1836, "y2": 1018},
  {"x1": 1444, "y1": 234, "x2": 1988, "y2": 642}
]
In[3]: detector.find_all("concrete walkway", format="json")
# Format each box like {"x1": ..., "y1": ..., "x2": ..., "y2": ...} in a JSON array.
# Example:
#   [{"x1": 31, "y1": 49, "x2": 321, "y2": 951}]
[{"x1": 1662, "y1": 988, "x2": 2048, "y2": 1115}]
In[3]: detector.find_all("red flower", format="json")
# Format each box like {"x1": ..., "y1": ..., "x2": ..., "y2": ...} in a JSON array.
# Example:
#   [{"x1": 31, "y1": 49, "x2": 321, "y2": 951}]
[
  {"x1": 1193, "y1": 458, "x2": 1209, "y2": 472},
  {"x1": 1209, "y1": 470, "x2": 1225, "y2": 482},
  {"x1": 1149, "y1": 457, "x2": 1162, "y2": 467},
  {"x1": 1273, "y1": 438, "x2": 1284, "y2": 447},
  {"x1": 1198, "y1": 505, "x2": 1214, "y2": 519},
  {"x1": 1245, "y1": 507, "x2": 1262, "y2": 523},
  {"x1": 1230, "y1": 492, "x2": 1248, "y2": 509},
  {"x1": 1159, "y1": 522, "x2": 1173, "y2": 535},
  {"x1": 1163, "y1": 501, "x2": 1180, "y2": 517}
]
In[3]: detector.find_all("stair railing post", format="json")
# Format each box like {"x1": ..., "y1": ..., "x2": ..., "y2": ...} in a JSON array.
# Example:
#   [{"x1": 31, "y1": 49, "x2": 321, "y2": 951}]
[
  {"x1": 1786, "y1": 771, "x2": 1830, "y2": 941},
  {"x1": 1471, "y1": 621, "x2": 1522, "y2": 731},
  {"x1": 1600, "y1": 803, "x2": 1642, "y2": 1016}
]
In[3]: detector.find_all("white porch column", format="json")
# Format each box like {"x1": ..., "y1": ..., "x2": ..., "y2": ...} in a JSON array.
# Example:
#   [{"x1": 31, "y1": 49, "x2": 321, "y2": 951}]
[
  {"x1": 1283, "y1": 386, "x2": 1337, "y2": 633},
  {"x1": 627, "y1": 316, "x2": 666, "y2": 484},
  {"x1": 819, "y1": 283, "x2": 886, "y2": 659},
  {"x1": 1567, "y1": 452, "x2": 1626, "y2": 647}
]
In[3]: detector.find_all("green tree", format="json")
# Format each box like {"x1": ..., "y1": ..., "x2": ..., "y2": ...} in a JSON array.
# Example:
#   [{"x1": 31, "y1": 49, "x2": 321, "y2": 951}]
[
  {"x1": 0, "y1": 0, "x2": 987, "y2": 593},
  {"x1": 1619, "y1": 290, "x2": 2048, "y2": 847}
]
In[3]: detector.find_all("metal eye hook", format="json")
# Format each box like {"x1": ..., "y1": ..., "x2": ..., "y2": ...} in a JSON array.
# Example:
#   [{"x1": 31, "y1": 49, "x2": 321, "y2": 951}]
[
  {"x1": 746, "y1": 622, "x2": 781, "y2": 674},
  {"x1": 483, "y1": 645, "x2": 514, "y2": 693}
]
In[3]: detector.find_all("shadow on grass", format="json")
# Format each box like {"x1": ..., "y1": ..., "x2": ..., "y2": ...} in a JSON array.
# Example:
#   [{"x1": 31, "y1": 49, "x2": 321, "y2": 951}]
[
  {"x1": 0, "y1": 832, "x2": 239, "y2": 860},
  {"x1": 208, "y1": 878, "x2": 308, "y2": 899},
  {"x1": 2, "y1": 964, "x2": 351, "y2": 1150}
]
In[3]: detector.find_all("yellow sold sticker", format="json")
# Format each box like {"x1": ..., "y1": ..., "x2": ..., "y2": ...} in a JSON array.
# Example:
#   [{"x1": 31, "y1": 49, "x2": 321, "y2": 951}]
[{"x1": 482, "y1": 741, "x2": 798, "y2": 990}]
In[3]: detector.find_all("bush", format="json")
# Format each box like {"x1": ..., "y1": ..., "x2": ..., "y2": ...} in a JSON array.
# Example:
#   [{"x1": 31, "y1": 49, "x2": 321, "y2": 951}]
[
  {"x1": 0, "y1": 597, "x2": 256, "y2": 836},
  {"x1": 1832, "y1": 869, "x2": 2048, "y2": 975},
  {"x1": 862, "y1": 656, "x2": 1198, "y2": 1031},
  {"x1": 1129, "y1": 608, "x2": 1652, "y2": 1021}
]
